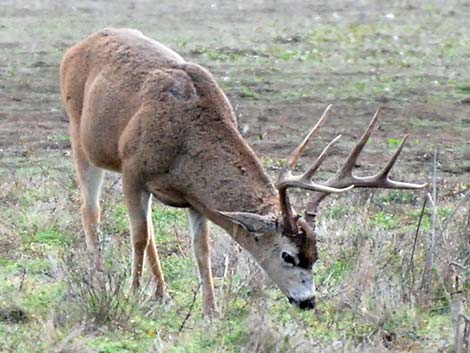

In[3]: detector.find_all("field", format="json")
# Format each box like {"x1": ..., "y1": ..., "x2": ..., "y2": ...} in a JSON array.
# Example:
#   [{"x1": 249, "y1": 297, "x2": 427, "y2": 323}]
[{"x1": 1, "y1": 0, "x2": 469, "y2": 352}]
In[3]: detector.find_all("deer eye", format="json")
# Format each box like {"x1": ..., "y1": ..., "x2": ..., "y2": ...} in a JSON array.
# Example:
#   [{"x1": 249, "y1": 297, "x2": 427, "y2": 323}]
[{"x1": 281, "y1": 252, "x2": 299, "y2": 266}]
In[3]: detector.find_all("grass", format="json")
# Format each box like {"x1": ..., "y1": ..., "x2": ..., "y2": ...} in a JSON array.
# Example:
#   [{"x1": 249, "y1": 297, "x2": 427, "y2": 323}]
[
  {"x1": 239, "y1": 87, "x2": 257, "y2": 99},
  {"x1": 183, "y1": 15, "x2": 470, "y2": 106},
  {"x1": 0, "y1": 154, "x2": 468, "y2": 352}
]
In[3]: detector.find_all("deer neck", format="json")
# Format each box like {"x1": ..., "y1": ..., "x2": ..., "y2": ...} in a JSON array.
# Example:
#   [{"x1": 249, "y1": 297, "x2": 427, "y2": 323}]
[
  {"x1": 185, "y1": 194, "x2": 275, "y2": 263},
  {"x1": 175, "y1": 122, "x2": 280, "y2": 217}
]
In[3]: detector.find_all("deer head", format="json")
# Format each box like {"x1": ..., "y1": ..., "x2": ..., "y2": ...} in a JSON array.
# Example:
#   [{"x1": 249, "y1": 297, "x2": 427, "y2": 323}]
[{"x1": 221, "y1": 105, "x2": 426, "y2": 310}]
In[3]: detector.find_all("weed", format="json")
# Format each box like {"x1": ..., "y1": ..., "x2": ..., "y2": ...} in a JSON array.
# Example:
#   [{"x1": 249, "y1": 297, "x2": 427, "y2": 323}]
[
  {"x1": 240, "y1": 87, "x2": 257, "y2": 99},
  {"x1": 370, "y1": 211, "x2": 399, "y2": 229},
  {"x1": 372, "y1": 190, "x2": 416, "y2": 205},
  {"x1": 32, "y1": 229, "x2": 69, "y2": 246},
  {"x1": 387, "y1": 137, "x2": 402, "y2": 149},
  {"x1": 59, "y1": 246, "x2": 145, "y2": 329}
]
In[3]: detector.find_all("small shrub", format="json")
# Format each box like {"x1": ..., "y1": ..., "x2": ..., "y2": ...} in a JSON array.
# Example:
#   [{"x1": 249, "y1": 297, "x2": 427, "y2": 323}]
[{"x1": 59, "y1": 245, "x2": 147, "y2": 329}]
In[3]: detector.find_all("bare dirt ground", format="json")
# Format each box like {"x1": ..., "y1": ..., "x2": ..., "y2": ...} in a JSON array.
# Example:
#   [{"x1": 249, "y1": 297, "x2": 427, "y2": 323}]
[{"x1": 1, "y1": 0, "x2": 469, "y2": 182}]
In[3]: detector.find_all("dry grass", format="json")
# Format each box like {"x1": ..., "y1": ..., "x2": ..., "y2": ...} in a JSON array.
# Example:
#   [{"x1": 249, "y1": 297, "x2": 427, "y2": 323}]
[{"x1": 0, "y1": 157, "x2": 469, "y2": 353}]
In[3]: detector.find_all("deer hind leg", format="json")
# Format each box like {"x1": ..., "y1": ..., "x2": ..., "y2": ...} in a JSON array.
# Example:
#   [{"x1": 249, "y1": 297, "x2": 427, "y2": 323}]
[
  {"x1": 123, "y1": 181, "x2": 167, "y2": 296},
  {"x1": 188, "y1": 208, "x2": 216, "y2": 316},
  {"x1": 71, "y1": 143, "x2": 105, "y2": 270}
]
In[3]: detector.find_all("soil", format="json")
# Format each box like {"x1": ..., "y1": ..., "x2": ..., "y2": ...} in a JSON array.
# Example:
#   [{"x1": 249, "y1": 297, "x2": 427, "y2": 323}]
[{"x1": 1, "y1": 0, "x2": 469, "y2": 182}]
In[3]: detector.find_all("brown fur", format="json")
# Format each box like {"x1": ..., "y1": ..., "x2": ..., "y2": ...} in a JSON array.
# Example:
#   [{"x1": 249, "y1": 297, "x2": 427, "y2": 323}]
[
  {"x1": 61, "y1": 28, "x2": 278, "y2": 215},
  {"x1": 61, "y1": 28, "x2": 318, "y2": 314}
]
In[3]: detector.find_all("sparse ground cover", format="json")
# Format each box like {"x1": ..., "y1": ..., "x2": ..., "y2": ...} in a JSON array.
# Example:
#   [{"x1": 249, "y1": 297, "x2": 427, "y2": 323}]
[{"x1": 0, "y1": 1, "x2": 469, "y2": 352}]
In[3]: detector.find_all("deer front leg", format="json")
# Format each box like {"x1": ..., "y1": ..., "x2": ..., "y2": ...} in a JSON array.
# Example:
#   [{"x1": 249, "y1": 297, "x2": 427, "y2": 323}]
[
  {"x1": 146, "y1": 217, "x2": 168, "y2": 299},
  {"x1": 188, "y1": 208, "x2": 216, "y2": 316},
  {"x1": 123, "y1": 180, "x2": 167, "y2": 294}
]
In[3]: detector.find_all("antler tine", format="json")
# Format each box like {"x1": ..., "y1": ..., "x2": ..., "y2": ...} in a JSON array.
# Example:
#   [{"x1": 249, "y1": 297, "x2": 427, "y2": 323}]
[
  {"x1": 304, "y1": 134, "x2": 342, "y2": 180},
  {"x1": 304, "y1": 108, "x2": 427, "y2": 226},
  {"x1": 279, "y1": 179, "x2": 355, "y2": 194},
  {"x1": 279, "y1": 104, "x2": 332, "y2": 180},
  {"x1": 277, "y1": 105, "x2": 353, "y2": 234},
  {"x1": 378, "y1": 134, "x2": 410, "y2": 178},
  {"x1": 336, "y1": 106, "x2": 381, "y2": 179},
  {"x1": 277, "y1": 113, "x2": 354, "y2": 195},
  {"x1": 351, "y1": 134, "x2": 428, "y2": 189},
  {"x1": 325, "y1": 109, "x2": 428, "y2": 190},
  {"x1": 278, "y1": 134, "x2": 354, "y2": 194}
]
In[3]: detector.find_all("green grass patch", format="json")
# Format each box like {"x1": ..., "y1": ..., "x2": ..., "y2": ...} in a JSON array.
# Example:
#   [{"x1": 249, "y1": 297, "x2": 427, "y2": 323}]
[
  {"x1": 372, "y1": 190, "x2": 417, "y2": 205},
  {"x1": 239, "y1": 86, "x2": 258, "y2": 99},
  {"x1": 32, "y1": 229, "x2": 68, "y2": 246},
  {"x1": 371, "y1": 211, "x2": 399, "y2": 230}
]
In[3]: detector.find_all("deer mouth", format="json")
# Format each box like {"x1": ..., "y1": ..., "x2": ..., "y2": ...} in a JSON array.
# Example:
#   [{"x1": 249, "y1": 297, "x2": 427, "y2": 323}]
[{"x1": 288, "y1": 296, "x2": 316, "y2": 310}]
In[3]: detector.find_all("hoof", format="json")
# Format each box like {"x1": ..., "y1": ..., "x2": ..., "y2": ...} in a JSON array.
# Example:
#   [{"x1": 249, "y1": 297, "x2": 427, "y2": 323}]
[
  {"x1": 202, "y1": 305, "x2": 219, "y2": 319},
  {"x1": 154, "y1": 287, "x2": 172, "y2": 304}
]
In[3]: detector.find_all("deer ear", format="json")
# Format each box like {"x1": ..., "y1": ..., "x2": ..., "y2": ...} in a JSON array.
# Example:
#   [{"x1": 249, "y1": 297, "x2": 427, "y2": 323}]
[{"x1": 218, "y1": 211, "x2": 280, "y2": 234}]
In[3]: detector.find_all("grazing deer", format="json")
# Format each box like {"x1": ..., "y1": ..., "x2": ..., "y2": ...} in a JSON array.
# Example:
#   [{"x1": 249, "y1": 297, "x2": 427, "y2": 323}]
[{"x1": 60, "y1": 28, "x2": 425, "y2": 316}]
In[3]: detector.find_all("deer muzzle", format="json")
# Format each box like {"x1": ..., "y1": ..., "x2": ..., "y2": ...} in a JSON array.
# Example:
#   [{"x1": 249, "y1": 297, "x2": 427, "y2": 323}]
[{"x1": 288, "y1": 296, "x2": 316, "y2": 310}]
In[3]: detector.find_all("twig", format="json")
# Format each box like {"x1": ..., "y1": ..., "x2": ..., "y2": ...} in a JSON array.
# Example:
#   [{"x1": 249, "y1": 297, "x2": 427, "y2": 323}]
[
  {"x1": 425, "y1": 191, "x2": 444, "y2": 232},
  {"x1": 421, "y1": 147, "x2": 438, "y2": 293},
  {"x1": 18, "y1": 268, "x2": 27, "y2": 292},
  {"x1": 104, "y1": 176, "x2": 121, "y2": 193},
  {"x1": 178, "y1": 283, "x2": 200, "y2": 333},
  {"x1": 221, "y1": 243, "x2": 240, "y2": 316},
  {"x1": 420, "y1": 189, "x2": 470, "y2": 280},
  {"x1": 34, "y1": 159, "x2": 78, "y2": 195},
  {"x1": 440, "y1": 188, "x2": 470, "y2": 245},
  {"x1": 466, "y1": 203, "x2": 470, "y2": 235},
  {"x1": 408, "y1": 195, "x2": 427, "y2": 295},
  {"x1": 456, "y1": 314, "x2": 470, "y2": 353},
  {"x1": 450, "y1": 262, "x2": 467, "y2": 271},
  {"x1": 465, "y1": 318, "x2": 470, "y2": 353}
]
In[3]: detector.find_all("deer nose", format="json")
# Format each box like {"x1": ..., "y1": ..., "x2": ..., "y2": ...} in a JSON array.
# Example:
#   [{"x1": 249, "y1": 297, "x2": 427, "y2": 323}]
[
  {"x1": 288, "y1": 296, "x2": 316, "y2": 310},
  {"x1": 298, "y1": 297, "x2": 315, "y2": 310}
]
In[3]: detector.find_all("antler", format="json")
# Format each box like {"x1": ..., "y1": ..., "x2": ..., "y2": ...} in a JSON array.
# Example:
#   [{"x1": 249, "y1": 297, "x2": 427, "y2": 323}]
[
  {"x1": 277, "y1": 105, "x2": 427, "y2": 233},
  {"x1": 304, "y1": 106, "x2": 427, "y2": 225},
  {"x1": 276, "y1": 105, "x2": 354, "y2": 234}
]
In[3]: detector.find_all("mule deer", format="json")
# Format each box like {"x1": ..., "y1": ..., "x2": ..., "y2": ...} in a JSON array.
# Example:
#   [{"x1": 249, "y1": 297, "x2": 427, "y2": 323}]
[{"x1": 60, "y1": 28, "x2": 426, "y2": 315}]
